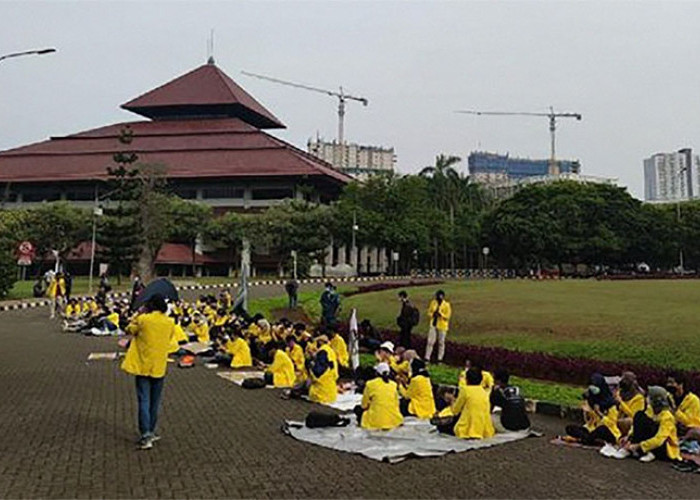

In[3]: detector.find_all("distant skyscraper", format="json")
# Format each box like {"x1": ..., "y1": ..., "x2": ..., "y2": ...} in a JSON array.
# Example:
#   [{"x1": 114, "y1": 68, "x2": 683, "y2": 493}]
[
  {"x1": 643, "y1": 149, "x2": 699, "y2": 201},
  {"x1": 308, "y1": 139, "x2": 396, "y2": 180},
  {"x1": 468, "y1": 151, "x2": 580, "y2": 183}
]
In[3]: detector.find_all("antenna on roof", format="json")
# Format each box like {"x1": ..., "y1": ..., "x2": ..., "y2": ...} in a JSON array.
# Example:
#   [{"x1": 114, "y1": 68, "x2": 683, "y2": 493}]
[{"x1": 207, "y1": 29, "x2": 215, "y2": 65}]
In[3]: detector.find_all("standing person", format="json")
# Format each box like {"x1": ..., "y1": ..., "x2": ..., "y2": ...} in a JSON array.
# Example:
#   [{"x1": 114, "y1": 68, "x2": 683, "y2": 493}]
[
  {"x1": 47, "y1": 272, "x2": 66, "y2": 319},
  {"x1": 285, "y1": 278, "x2": 299, "y2": 309},
  {"x1": 121, "y1": 294, "x2": 176, "y2": 450},
  {"x1": 396, "y1": 291, "x2": 419, "y2": 349},
  {"x1": 320, "y1": 282, "x2": 340, "y2": 327},
  {"x1": 63, "y1": 271, "x2": 73, "y2": 302},
  {"x1": 424, "y1": 290, "x2": 451, "y2": 363},
  {"x1": 130, "y1": 275, "x2": 145, "y2": 310}
]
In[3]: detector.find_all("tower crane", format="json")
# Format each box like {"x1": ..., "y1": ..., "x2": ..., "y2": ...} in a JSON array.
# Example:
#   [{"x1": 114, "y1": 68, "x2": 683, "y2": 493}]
[
  {"x1": 241, "y1": 70, "x2": 368, "y2": 144},
  {"x1": 455, "y1": 107, "x2": 582, "y2": 175}
]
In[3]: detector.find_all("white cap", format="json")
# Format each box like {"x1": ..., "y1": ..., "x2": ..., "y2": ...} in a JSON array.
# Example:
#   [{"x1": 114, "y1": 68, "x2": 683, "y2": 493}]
[
  {"x1": 379, "y1": 341, "x2": 395, "y2": 354},
  {"x1": 375, "y1": 362, "x2": 391, "y2": 376}
]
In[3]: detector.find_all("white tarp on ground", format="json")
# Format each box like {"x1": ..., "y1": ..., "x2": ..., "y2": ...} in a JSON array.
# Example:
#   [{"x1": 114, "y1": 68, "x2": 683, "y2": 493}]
[
  {"x1": 216, "y1": 370, "x2": 273, "y2": 387},
  {"x1": 283, "y1": 417, "x2": 538, "y2": 463},
  {"x1": 303, "y1": 392, "x2": 363, "y2": 411}
]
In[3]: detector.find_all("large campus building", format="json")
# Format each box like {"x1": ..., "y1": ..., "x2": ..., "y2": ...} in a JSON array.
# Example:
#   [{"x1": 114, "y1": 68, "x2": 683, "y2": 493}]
[
  {"x1": 0, "y1": 61, "x2": 388, "y2": 276},
  {"x1": 468, "y1": 151, "x2": 580, "y2": 184},
  {"x1": 643, "y1": 149, "x2": 700, "y2": 202}
]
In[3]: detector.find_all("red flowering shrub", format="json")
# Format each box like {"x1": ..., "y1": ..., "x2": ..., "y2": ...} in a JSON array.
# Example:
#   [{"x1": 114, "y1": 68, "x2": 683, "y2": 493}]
[{"x1": 343, "y1": 280, "x2": 443, "y2": 297}]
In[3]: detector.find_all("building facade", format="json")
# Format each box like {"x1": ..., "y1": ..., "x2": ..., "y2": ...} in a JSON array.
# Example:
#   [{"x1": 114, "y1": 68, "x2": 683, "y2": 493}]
[
  {"x1": 643, "y1": 149, "x2": 699, "y2": 202},
  {"x1": 468, "y1": 151, "x2": 580, "y2": 183},
  {"x1": 307, "y1": 139, "x2": 395, "y2": 180}
]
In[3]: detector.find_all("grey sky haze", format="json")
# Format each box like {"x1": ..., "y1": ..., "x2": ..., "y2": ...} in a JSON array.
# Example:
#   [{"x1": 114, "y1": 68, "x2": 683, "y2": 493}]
[{"x1": 2, "y1": 0, "x2": 699, "y2": 198}]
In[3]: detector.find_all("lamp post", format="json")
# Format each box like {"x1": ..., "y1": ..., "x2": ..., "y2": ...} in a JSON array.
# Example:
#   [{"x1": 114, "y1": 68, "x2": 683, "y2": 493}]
[
  {"x1": 0, "y1": 48, "x2": 56, "y2": 63},
  {"x1": 676, "y1": 165, "x2": 688, "y2": 273},
  {"x1": 88, "y1": 205, "x2": 103, "y2": 294}
]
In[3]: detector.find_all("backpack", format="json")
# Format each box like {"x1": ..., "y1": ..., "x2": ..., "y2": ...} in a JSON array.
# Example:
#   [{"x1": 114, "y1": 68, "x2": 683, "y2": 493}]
[
  {"x1": 241, "y1": 377, "x2": 267, "y2": 389},
  {"x1": 305, "y1": 411, "x2": 351, "y2": 428},
  {"x1": 178, "y1": 354, "x2": 196, "y2": 368}
]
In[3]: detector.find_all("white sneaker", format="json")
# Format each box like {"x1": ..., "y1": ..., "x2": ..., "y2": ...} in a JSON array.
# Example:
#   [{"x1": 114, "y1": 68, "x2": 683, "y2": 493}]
[
  {"x1": 612, "y1": 448, "x2": 631, "y2": 460},
  {"x1": 599, "y1": 443, "x2": 617, "y2": 458},
  {"x1": 639, "y1": 452, "x2": 656, "y2": 463}
]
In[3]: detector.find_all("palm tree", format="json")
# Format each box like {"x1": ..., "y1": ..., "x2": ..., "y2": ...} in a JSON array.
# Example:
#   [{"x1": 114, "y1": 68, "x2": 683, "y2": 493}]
[{"x1": 420, "y1": 155, "x2": 463, "y2": 273}]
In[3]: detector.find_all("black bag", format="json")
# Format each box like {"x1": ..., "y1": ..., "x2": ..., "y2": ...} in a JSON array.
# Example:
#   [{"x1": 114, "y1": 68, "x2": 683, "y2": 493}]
[
  {"x1": 305, "y1": 411, "x2": 351, "y2": 428},
  {"x1": 241, "y1": 377, "x2": 266, "y2": 389}
]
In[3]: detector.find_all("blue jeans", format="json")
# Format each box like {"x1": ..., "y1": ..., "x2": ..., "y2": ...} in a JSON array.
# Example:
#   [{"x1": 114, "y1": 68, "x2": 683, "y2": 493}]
[{"x1": 135, "y1": 376, "x2": 165, "y2": 438}]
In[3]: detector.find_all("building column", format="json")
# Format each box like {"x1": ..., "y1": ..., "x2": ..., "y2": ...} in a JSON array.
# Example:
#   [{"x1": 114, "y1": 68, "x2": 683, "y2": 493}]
[
  {"x1": 324, "y1": 244, "x2": 334, "y2": 269},
  {"x1": 337, "y1": 246, "x2": 347, "y2": 266},
  {"x1": 369, "y1": 247, "x2": 378, "y2": 273},
  {"x1": 379, "y1": 248, "x2": 388, "y2": 273},
  {"x1": 359, "y1": 246, "x2": 368, "y2": 274}
]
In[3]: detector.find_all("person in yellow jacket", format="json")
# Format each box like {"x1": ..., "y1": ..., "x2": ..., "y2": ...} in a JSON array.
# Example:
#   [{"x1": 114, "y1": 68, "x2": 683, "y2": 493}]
[
  {"x1": 615, "y1": 371, "x2": 646, "y2": 436},
  {"x1": 191, "y1": 315, "x2": 210, "y2": 344},
  {"x1": 618, "y1": 386, "x2": 681, "y2": 462},
  {"x1": 308, "y1": 336, "x2": 338, "y2": 404},
  {"x1": 666, "y1": 372, "x2": 700, "y2": 431},
  {"x1": 47, "y1": 272, "x2": 66, "y2": 319},
  {"x1": 425, "y1": 290, "x2": 451, "y2": 363},
  {"x1": 168, "y1": 319, "x2": 189, "y2": 354},
  {"x1": 399, "y1": 359, "x2": 436, "y2": 419},
  {"x1": 356, "y1": 362, "x2": 403, "y2": 430},
  {"x1": 264, "y1": 342, "x2": 296, "y2": 388},
  {"x1": 459, "y1": 360, "x2": 494, "y2": 395},
  {"x1": 121, "y1": 294, "x2": 176, "y2": 450},
  {"x1": 226, "y1": 330, "x2": 253, "y2": 368},
  {"x1": 439, "y1": 368, "x2": 495, "y2": 439},
  {"x1": 329, "y1": 331, "x2": 349, "y2": 370},
  {"x1": 565, "y1": 373, "x2": 620, "y2": 446},
  {"x1": 286, "y1": 335, "x2": 307, "y2": 384}
]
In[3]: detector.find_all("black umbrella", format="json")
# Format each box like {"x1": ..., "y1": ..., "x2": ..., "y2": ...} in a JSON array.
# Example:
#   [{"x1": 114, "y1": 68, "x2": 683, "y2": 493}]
[{"x1": 131, "y1": 278, "x2": 179, "y2": 311}]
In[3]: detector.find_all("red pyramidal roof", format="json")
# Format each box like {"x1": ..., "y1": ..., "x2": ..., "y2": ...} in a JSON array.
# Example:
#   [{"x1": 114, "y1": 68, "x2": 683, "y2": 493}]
[{"x1": 121, "y1": 62, "x2": 285, "y2": 129}]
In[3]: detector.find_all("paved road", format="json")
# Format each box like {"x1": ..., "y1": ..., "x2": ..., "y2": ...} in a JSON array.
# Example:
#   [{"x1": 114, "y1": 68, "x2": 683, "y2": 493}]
[{"x1": 1, "y1": 287, "x2": 699, "y2": 498}]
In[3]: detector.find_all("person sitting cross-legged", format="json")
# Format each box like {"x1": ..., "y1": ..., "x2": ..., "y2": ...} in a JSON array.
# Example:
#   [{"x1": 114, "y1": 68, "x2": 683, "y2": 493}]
[
  {"x1": 565, "y1": 373, "x2": 620, "y2": 447},
  {"x1": 264, "y1": 341, "x2": 296, "y2": 388},
  {"x1": 438, "y1": 368, "x2": 495, "y2": 439},
  {"x1": 398, "y1": 359, "x2": 436, "y2": 419},
  {"x1": 355, "y1": 362, "x2": 404, "y2": 431}
]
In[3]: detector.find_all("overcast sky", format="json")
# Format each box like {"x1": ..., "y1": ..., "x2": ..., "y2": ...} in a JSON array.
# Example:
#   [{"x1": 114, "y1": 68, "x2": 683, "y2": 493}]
[{"x1": 2, "y1": 0, "x2": 699, "y2": 198}]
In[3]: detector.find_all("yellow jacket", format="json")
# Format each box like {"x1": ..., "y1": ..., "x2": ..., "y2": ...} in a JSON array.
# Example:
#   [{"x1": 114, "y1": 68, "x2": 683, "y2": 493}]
[
  {"x1": 427, "y1": 299, "x2": 452, "y2": 331},
  {"x1": 226, "y1": 337, "x2": 252, "y2": 368},
  {"x1": 584, "y1": 405, "x2": 621, "y2": 442},
  {"x1": 458, "y1": 370, "x2": 494, "y2": 395},
  {"x1": 192, "y1": 323, "x2": 210, "y2": 344},
  {"x1": 267, "y1": 350, "x2": 296, "y2": 388},
  {"x1": 47, "y1": 277, "x2": 66, "y2": 299},
  {"x1": 169, "y1": 323, "x2": 188, "y2": 353},
  {"x1": 619, "y1": 393, "x2": 645, "y2": 419},
  {"x1": 286, "y1": 344, "x2": 306, "y2": 382},
  {"x1": 330, "y1": 335, "x2": 349, "y2": 368},
  {"x1": 675, "y1": 392, "x2": 700, "y2": 428},
  {"x1": 640, "y1": 409, "x2": 681, "y2": 460},
  {"x1": 361, "y1": 378, "x2": 403, "y2": 430},
  {"x1": 451, "y1": 385, "x2": 495, "y2": 439},
  {"x1": 121, "y1": 312, "x2": 176, "y2": 378},
  {"x1": 399, "y1": 375, "x2": 436, "y2": 419},
  {"x1": 309, "y1": 344, "x2": 338, "y2": 404}
]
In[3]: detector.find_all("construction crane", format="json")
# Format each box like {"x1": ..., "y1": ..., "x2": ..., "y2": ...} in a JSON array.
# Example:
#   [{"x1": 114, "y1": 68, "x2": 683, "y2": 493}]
[
  {"x1": 455, "y1": 107, "x2": 582, "y2": 175},
  {"x1": 241, "y1": 70, "x2": 368, "y2": 144}
]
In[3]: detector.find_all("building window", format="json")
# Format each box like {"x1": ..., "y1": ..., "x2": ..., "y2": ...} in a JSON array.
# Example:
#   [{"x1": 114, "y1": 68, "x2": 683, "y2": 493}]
[
  {"x1": 251, "y1": 188, "x2": 294, "y2": 200},
  {"x1": 202, "y1": 186, "x2": 244, "y2": 199},
  {"x1": 65, "y1": 187, "x2": 95, "y2": 201},
  {"x1": 173, "y1": 186, "x2": 198, "y2": 199}
]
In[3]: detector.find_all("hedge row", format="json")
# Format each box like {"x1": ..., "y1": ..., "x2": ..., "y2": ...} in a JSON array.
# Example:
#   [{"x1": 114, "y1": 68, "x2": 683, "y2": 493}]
[{"x1": 342, "y1": 279, "x2": 444, "y2": 297}]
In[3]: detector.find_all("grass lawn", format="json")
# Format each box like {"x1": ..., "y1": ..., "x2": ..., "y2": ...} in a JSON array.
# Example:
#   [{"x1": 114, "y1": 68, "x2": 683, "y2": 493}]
[
  {"x1": 340, "y1": 279, "x2": 700, "y2": 371},
  {"x1": 358, "y1": 354, "x2": 583, "y2": 407}
]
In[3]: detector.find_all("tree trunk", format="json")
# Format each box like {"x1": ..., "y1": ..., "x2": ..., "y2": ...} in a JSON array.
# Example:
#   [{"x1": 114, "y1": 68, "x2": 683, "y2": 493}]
[{"x1": 136, "y1": 245, "x2": 155, "y2": 283}]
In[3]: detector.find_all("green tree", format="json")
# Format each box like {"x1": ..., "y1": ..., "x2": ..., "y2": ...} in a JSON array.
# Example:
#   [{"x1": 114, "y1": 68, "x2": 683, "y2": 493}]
[{"x1": 167, "y1": 198, "x2": 213, "y2": 275}]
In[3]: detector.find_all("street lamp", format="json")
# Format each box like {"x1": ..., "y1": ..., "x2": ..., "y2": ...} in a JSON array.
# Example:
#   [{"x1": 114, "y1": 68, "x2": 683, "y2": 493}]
[
  {"x1": 676, "y1": 165, "x2": 688, "y2": 273},
  {"x1": 0, "y1": 48, "x2": 56, "y2": 63}
]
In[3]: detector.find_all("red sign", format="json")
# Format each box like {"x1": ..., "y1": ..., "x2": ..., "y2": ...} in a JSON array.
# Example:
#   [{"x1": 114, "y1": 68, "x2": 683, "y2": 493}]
[{"x1": 17, "y1": 241, "x2": 34, "y2": 266}]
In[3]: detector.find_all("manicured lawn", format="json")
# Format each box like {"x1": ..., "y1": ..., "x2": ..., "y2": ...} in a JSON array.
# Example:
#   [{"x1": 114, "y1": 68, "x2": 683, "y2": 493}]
[
  {"x1": 358, "y1": 354, "x2": 583, "y2": 407},
  {"x1": 341, "y1": 279, "x2": 700, "y2": 370}
]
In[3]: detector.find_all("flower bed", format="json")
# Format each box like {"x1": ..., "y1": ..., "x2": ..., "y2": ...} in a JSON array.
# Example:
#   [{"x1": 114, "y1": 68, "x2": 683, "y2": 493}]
[
  {"x1": 340, "y1": 323, "x2": 700, "y2": 394},
  {"x1": 342, "y1": 279, "x2": 444, "y2": 297}
]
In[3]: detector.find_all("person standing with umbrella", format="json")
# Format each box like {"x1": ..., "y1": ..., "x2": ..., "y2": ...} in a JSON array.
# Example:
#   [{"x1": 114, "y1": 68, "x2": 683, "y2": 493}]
[{"x1": 121, "y1": 294, "x2": 177, "y2": 450}]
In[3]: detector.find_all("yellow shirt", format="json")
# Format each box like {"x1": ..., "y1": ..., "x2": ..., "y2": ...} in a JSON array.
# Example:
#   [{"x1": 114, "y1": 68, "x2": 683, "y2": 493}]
[
  {"x1": 106, "y1": 312, "x2": 120, "y2": 326},
  {"x1": 451, "y1": 385, "x2": 495, "y2": 439},
  {"x1": 458, "y1": 370, "x2": 494, "y2": 394},
  {"x1": 192, "y1": 323, "x2": 210, "y2": 344},
  {"x1": 361, "y1": 378, "x2": 403, "y2": 430},
  {"x1": 390, "y1": 358, "x2": 410, "y2": 380},
  {"x1": 584, "y1": 405, "x2": 621, "y2": 442},
  {"x1": 399, "y1": 375, "x2": 436, "y2": 419},
  {"x1": 427, "y1": 299, "x2": 452, "y2": 332},
  {"x1": 121, "y1": 311, "x2": 176, "y2": 378},
  {"x1": 169, "y1": 323, "x2": 188, "y2": 353},
  {"x1": 65, "y1": 304, "x2": 77, "y2": 318},
  {"x1": 330, "y1": 335, "x2": 349, "y2": 368},
  {"x1": 227, "y1": 337, "x2": 252, "y2": 368},
  {"x1": 640, "y1": 409, "x2": 681, "y2": 460},
  {"x1": 267, "y1": 350, "x2": 296, "y2": 388},
  {"x1": 675, "y1": 392, "x2": 700, "y2": 428},
  {"x1": 309, "y1": 344, "x2": 338, "y2": 404},
  {"x1": 619, "y1": 393, "x2": 645, "y2": 419}
]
